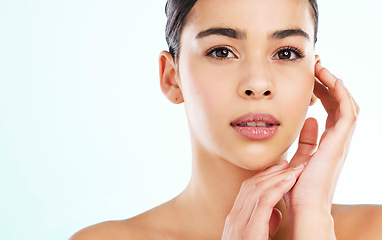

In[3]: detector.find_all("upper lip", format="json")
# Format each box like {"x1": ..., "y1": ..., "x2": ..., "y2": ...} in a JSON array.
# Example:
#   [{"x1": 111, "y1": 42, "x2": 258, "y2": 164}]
[{"x1": 230, "y1": 112, "x2": 280, "y2": 126}]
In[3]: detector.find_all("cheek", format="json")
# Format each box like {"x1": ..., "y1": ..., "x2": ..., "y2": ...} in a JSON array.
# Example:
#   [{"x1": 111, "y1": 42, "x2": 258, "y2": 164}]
[
  {"x1": 179, "y1": 58, "x2": 232, "y2": 114},
  {"x1": 277, "y1": 62, "x2": 315, "y2": 104},
  {"x1": 278, "y1": 66, "x2": 315, "y2": 131},
  {"x1": 178, "y1": 58, "x2": 235, "y2": 147}
]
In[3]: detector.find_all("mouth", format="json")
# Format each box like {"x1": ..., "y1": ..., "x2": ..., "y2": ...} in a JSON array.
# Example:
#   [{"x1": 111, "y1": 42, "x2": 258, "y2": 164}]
[
  {"x1": 230, "y1": 112, "x2": 280, "y2": 140},
  {"x1": 235, "y1": 122, "x2": 278, "y2": 127}
]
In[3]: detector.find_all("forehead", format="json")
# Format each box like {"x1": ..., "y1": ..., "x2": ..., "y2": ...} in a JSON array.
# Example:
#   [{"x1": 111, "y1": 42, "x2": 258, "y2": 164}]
[{"x1": 183, "y1": 0, "x2": 315, "y2": 40}]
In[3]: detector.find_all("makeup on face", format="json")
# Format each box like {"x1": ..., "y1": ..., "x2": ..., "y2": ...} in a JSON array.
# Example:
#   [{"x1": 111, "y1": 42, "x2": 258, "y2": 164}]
[
  {"x1": 174, "y1": 0, "x2": 316, "y2": 169},
  {"x1": 230, "y1": 112, "x2": 280, "y2": 140}
]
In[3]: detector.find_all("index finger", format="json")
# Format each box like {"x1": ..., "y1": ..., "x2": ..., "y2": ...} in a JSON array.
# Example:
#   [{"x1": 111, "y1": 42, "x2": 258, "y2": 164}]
[
  {"x1": 313, "y1": 79, "x2": 337, "y2": 114},
  {"x1": 315, "y1": 62, "x2": 338, "y2": 90}
]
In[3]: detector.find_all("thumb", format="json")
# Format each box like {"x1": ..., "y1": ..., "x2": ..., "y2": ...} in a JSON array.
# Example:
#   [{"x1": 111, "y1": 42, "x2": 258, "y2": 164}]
[
  {"x1": 289, "y1": 118, "x2": 318, "y2": 168},
  {"x1": 269, "y1": 208, "x2": 282, "y2": 238}
]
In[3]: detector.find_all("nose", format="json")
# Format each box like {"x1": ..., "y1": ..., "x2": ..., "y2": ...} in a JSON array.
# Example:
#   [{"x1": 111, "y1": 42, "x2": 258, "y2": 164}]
[
  {"x1": 244, "y1": 89, "x2": 272, "y2": 97},
  {"x1": 238, "y1": 61, "x2": 275, "y2": 99}
]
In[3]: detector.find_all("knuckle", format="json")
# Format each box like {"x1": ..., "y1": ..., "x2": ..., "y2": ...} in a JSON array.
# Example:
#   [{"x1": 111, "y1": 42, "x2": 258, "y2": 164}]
[
  {"x1": 251, "y1": 175, "x2": 261, "y2": 184},
  {"x1": 350, "y1": 112, "x2": 358, "y2": 123},
  {"x1": 224, "y1": 214, "x2": 238, "y2": 228},
  {"x1": 355, "y1": 105, "x2": 360, "y2": 115},
  {"x1": 253, "y1": 181, "x2": 266, "y2": 192},
  {"x1": 344, "y1": 108, "x2": 358, "y2": 124},
  {"x1": 257, "y1": 195, "x2": 271, "y2": 206},
  {"x1": 226, "y1": 210, "x2": 237, "y2": 221},
  {"x1": 257, "y1": 187, "x2": 285, "y2": 207},
  {"x1": 224, "y1": 215, "x2": 233, "y2": 226},
  {"x1": 242, "y1": 179, "x2": 251, "y2": 186},
  {"x1": 241, "y1": 179, "x2": 252, "y2": 189},
  {"x1": 275, "y1": 178, "x2": 292, "y2": 192}
]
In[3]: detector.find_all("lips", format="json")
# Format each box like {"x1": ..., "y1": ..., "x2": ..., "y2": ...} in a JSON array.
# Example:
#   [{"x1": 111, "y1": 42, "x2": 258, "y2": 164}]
[{"x1": 230, "y1": 112, "x2": 280, "y2": 140}]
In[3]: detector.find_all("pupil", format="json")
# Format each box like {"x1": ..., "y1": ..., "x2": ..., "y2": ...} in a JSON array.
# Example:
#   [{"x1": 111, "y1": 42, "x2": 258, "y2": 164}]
[
  {"x1": 217, "y1": 49, "x2": 228, "y2": 57},
  {"x1": 279, "y1": 50, "x2": 290, "y2": 59}
]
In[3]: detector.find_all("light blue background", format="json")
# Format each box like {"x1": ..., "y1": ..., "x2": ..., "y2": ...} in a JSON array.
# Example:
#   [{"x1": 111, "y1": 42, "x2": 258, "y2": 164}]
[{"x1": 1, "y1": 0, "x2": 381, "y2": 239}]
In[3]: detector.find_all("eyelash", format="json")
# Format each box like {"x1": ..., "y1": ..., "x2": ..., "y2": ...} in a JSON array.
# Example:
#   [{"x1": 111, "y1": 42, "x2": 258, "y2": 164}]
[
  {"x1": 205, "y1": 46, "x2": 236, "y2": 61},
  {"x1": 273, "y1": 46, "x2": 305, "y2": 62},
  {"x1": 205, "y1": 46, "x2": 305, "y2": 61}
]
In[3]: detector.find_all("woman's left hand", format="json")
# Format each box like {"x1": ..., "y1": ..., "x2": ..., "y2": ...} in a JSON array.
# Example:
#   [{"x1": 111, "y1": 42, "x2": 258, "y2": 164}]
[{"x1": 285, "y1": 62, "x2": 360, "y2": 239}]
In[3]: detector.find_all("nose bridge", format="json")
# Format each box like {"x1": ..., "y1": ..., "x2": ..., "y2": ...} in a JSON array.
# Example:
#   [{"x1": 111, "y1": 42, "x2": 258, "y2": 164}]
[{"x1": 238, "y1": 56, "x2": 275, "y2": 99}]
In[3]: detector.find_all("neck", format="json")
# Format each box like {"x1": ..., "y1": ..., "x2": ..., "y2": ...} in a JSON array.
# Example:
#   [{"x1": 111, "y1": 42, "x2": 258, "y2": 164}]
[{"x1": 174, "y1": 140, "x2": 289, "y2": 239}]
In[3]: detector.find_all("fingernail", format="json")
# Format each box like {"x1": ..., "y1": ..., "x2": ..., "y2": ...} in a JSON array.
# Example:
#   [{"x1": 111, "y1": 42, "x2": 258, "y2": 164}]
[{"x1": 315, "y1": 61, "x2": 323, "y2": 73}]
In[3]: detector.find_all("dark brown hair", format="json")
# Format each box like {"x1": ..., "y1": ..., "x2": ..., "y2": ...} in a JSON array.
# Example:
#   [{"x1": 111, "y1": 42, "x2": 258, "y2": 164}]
[{"x1": 165, "y1": 0, "x2": 318, "y2": 62}]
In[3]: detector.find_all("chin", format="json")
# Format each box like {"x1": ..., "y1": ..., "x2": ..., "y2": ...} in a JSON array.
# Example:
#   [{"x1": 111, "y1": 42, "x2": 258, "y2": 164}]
[{"x1": 227, "y1": 145, "x2": 289, "y2": 171}]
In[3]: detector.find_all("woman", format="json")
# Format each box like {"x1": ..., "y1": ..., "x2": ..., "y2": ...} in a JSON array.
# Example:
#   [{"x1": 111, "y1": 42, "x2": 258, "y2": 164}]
[{"x1": 71, "y1": 0, "x2": 382, "y2": 239}]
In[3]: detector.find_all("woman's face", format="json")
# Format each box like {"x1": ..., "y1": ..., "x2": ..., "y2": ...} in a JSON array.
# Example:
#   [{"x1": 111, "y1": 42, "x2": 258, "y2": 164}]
[{"x1": 176, "y1": 0, "x2": 317, "y2": 170}]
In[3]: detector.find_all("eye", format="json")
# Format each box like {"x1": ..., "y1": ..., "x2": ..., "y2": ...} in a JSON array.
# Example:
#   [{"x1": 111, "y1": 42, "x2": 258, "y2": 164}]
[
  {"x1": 206, "y1": 47, "x2": 236, "y2": 60},
  {"x1": 273, "y1": 47, "x2": 304, "y2": 61}
]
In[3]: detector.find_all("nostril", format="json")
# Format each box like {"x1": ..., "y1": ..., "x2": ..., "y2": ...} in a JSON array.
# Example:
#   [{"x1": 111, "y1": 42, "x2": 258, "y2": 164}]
[
  {"x1": 245, "y1": 90, "x2": 252, "y2": 96},
  {"x1": 264, "y1": 90, "x2": 271, "y2": 96}
]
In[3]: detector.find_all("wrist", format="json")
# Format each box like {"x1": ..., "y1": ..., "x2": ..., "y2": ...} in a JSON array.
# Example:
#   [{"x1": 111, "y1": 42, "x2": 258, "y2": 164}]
[{"x1": 289, "y1": 209, "x2": 336, "y2": 240}]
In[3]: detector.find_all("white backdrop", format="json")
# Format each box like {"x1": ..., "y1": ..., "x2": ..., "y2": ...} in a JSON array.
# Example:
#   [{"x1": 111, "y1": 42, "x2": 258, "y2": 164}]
[{"x1": 0, "y1": 0, "x2": 381, "y2": 239}]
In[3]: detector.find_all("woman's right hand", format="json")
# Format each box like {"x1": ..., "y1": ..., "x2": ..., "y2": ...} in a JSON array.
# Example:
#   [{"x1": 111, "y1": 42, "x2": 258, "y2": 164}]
[{"x1": 221, "y1": 161, "x2": 306, "y2": 240}]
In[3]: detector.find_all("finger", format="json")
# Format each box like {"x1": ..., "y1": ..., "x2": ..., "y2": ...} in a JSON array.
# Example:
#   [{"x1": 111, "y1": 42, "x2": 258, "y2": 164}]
[
  {"x1": 269, "y1": 208, "x2": 282, "y2": 239},
  {"x1": 236, "y1": 161, "x2": 289, "y2": 202},
  {"x1": 298, "y1": 118, "x2": 318, "y2": 155},
  {"x1": 331, "y1": 79, "x2": 358, "y2": 134},
  {"x1": 229, "y1": 161, "x2": 289, "y2": 218},
  {"x1": 236, "y1": 165, "x2": 305, "y2": 228},
  {"x1": 313, "y1": 78, "x2": 329, "y2": 99},
  {"x1": 314, "y1": 79, "x2": 337, "y2": 114},
  {"x1": 314, "y1": 65, "x2": 359, "y2": 132},
  {"x1": 257, "y1": 160, "x2": 289, "y2": 178},
  {"x1": 289, "y1": 118, "x2": 318, "y2": 168},
  {"x1": 314, "y1": 63, "x2": 342, "y2": 113},
  {"x1": 336, "y1": 80, "x2": 360, "y2": 117},
  {"x1": 315, "y1": 63, "x2": 337, "y2": 90},
  {"x1": 245, "y1": 171, "x2": 301, "y2": 238}
]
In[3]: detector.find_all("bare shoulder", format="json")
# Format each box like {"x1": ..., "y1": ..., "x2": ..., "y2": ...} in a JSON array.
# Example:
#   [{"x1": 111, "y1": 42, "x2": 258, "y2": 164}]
[
  {"x1": 69, "y1": 201, "x2": 180, "y2": 240},
  {"x1": 69, "y1": 220, "x2": 139, "y2": 240},
  {"x1": 332, "y1": 204, "x2": 382, "y2": 240}
]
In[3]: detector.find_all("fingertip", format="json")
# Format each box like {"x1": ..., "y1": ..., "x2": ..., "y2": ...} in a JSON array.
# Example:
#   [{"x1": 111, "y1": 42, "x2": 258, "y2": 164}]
[
  {"x1": 316, "y1": 59, "x2": 322, "y2": 68},
  {"x1": 317, "y1": 67, "x2": 339, "y2": 90},
  {"x1": 315, "y1": 61, "x2": 323, "y2": 76},
  {"x1": 305, "y1": 117, "x2": 318, "y2": 125},
  {"x1": 265, "y1": 160, "x2": 289, "y2": 171},
  {"x1": 336, "y1": 79, "x2": 345, "y2": 88},
  {"x1": 269, "y1": 208, "x2": 283, "y2": 238},
  {"x1": 254, "y1": 160, "x2": 289, "y2": 180},
  {"x1": 301, "y1": 117, "x2": 319, "y2": 134}
]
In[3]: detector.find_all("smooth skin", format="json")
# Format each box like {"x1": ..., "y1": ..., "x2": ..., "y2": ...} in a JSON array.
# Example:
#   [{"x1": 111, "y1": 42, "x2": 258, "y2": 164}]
[{"x1": 70, "y1": 0, "x2": 382, "y2": 239}]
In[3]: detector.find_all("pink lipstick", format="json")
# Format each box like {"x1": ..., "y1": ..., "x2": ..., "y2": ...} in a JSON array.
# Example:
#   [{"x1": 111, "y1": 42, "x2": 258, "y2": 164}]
[{"x1": 230, "y1": 112, "x2": 280, "y2": 140}]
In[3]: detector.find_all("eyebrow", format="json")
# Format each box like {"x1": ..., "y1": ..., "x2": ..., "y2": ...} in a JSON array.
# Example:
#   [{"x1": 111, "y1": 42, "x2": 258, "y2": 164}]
[
  {"x1": 195, "y1": 27, "x2": 310, "y2": 41},
  {"x1": 270, "y1": 29, "x2": 310, "y2": 41},
  {"x1": 195, "y1": 27, "x2": 246, "y2": 40}
]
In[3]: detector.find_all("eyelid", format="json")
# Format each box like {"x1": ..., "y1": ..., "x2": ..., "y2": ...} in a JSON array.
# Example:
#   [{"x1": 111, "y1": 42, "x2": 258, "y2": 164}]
[
  {"x1": 205, "y1": 45, "x2": 238, "y2": 60},
  {"x1": 272, "y1": 46, "x2": 305, "y2": 61}
]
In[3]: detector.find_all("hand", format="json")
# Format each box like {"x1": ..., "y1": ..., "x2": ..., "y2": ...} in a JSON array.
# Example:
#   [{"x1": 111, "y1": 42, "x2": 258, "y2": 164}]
[
  {"x1": 222, "y1": 161, "x2": 306, "y2": 240},
  {"x1": 285, "y1": 62, "x2": 360, "y2": 238}
]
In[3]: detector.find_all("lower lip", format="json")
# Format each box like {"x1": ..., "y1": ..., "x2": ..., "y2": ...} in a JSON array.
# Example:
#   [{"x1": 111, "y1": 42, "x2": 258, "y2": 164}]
[{"x1": 231, "y1": 125, "x2": 279, "y2": 140}]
